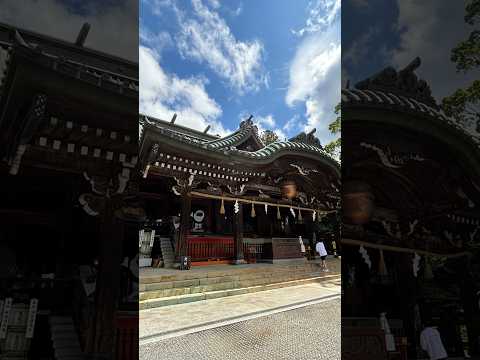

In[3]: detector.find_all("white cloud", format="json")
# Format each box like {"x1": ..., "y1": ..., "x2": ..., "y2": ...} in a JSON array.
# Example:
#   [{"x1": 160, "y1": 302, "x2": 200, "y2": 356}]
[
  {"x1": 175, "y1": 0, "x2": 267, "y2": 94},
  {"x1": 140, "y1": 29, "x2": 173, "y2": 53},
  {"x1": 286, "y1": 22, "x2": 340, "y2": 145},
  {"x1": 256, "y1": 114, "x2": 276, "y2": 128},
  {"x1": 140, "y1": 46, "x2": 230, "y2": 136},
  {"x1": 283, "y1": 115, "x2": 301, "y2": 133},
  {"x1": 391, "y1": 1, "x2": 480, "y2": 100},
  {"x1": 293, "y1": 0, "x2": 340, "y2": 37},
  {"x1": 0, "y1": 0, "x2": 138, "y2": 62}
]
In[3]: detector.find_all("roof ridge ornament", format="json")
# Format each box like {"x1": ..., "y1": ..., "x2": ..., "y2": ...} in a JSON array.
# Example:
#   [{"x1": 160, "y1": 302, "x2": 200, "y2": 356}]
[
  {"x1": 289, "y1": 128, "x2": 322, "y2": 148},
  {"x1": 355, "y1": 57, "x2": 437, "y2": 109},
  {"x1": 239, "y1": 115, "x2": 258, "y2": 134}
]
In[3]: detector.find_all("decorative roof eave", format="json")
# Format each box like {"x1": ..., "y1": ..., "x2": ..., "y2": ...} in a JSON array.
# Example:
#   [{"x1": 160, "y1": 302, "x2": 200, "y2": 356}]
[
  {"x1": 0, "y1": 22, "x2": 137, "y2": 77},
  {"x1": 140, "y1": 124, "x2": 340, "y2": 176},
  {"x1": 139, "y1": 114, "x2": 219, "y2": 142},
  {"x1": 204, "y1": 116, "x2": 264, "y2": 150},
  {"x1": 342, "y1": 87, "x2": 480, "y2": 179},
  {"x1": 1, "y1": 34, "x2": 138, "y2": 101},
  {"x1": 342, "y1": 88, "x2": 480, "y2": 146}
]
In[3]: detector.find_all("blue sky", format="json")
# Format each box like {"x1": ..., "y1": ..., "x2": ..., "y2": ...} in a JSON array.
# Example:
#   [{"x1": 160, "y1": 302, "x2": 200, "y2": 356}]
[{"x1": 140, "y1": 0, "x2": 340, "y2": 145}]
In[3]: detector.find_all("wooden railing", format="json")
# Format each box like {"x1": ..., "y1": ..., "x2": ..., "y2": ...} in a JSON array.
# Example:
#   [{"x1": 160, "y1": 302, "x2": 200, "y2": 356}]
[
  {"x1": 187, "y1": 236, "x2": 234, "y2": 260},
  {"x1": 114, "y1": 312, "x2": 138, "y2": 360},
  {"x1": 186, "y1": 236, "x2": 264, "y2": 262}
]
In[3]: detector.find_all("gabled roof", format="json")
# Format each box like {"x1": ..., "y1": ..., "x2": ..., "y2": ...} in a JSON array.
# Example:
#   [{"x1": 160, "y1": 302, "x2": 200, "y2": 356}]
[
  {"x1": 139, "y1": 114, "x2": 339, "y2": 172},
  {"x1": 205, "y1": 117, "x2": 264, "y2": 150},
  {"x1": 342, "y1": 57, "x2": 480, "y2": 147}
]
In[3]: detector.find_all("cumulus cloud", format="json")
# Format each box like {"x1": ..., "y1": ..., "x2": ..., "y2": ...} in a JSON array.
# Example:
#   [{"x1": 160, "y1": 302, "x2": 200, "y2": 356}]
[
  {"x1": 391, "y1": 1, "x2": 480, "y2": 100},
  {"x1": 140, "y1": 46, "x2": 229, "y2": 136},
  {"x1": 286, "y1": 19, "x2": 340, "y2": 145},
  {"x1": 175, "y1": 0, "x2": 267, "y2": 94},
  {"x1": 0, "y1": 0, "x2": 138, "y2": 62}
]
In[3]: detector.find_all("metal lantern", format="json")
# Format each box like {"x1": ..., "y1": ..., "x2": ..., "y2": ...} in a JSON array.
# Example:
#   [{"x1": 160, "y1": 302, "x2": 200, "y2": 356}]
[
  {"x1": 343, "y1": 181, "x2": 375, "y2": 224},
  {"x1": 281, "y1": 180, "x2": 297, "y2": 199}
]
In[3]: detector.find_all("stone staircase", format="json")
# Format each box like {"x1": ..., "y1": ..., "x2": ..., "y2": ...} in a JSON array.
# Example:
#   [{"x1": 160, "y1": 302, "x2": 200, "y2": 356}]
[
  {"x1": 49, "y1": 316, "x2": 85, "y2": 360},
  {"x1": 159, "y1": 237, "x2": 175, "y2": 268},
  {"x1": 140, "y1": 260, "x2": 340, "y2": 310}
]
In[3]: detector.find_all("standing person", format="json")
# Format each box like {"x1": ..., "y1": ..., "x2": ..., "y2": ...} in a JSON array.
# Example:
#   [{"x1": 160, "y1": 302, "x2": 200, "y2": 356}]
[
  {"x1": 420, "y1": 322, "x2": 448, "y2": 360},
  {"x1": 315, "y1": 240, "x2": 329, "y2": 271}
]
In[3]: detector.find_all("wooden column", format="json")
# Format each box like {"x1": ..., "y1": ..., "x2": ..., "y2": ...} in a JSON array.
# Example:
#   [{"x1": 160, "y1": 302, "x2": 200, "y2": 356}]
[
  {"x1": 176, "y1": 193, "x2": 191, "y2": 259},
  {"x1": 87, "y1": 197, "x2": 125, "y2": 357},
  {"x1": 461, "y1": 258, "x2": 480, "y2": 357},
  {"x1": 233, "y1": 203, "x2": 246, "y2": 264}
]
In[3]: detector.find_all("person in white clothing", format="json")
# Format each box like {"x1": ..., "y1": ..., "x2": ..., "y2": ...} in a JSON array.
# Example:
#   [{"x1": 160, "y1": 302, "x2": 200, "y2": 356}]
[
  {"x1": 420, "y1": 324, "x2": 448, "y2": 360},
  {"x1": 315, "y1": 240, "x2": 328, "y2": 271}
]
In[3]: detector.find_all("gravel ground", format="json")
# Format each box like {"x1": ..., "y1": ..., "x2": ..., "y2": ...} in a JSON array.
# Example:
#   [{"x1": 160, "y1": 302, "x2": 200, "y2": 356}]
[{"x1": 140, "y1": 298, "x2": 340, "y2": 360}]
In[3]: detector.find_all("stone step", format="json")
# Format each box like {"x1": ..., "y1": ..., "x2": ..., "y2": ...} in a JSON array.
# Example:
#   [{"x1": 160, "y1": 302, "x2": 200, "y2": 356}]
[
  {"x1": 140, "y1": 273, "x2": 340, "y2": 309},
  {"x1": 159, "y1": 237, "x2": 175, "y2": 268},
  {"x1": 139, "y1": 271, "x2": 333, "y2": 301},
  {"x1": 140, "y1": 263, "x2": 333, "y2": 285},
  {"x1": 140, "y1": 266, "x2": 325, "y2": 288}
]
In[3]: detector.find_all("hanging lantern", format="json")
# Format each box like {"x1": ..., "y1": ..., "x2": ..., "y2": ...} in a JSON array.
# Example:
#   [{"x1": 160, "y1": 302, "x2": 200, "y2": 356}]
[
  {"x1": 277, "y1": 206, "x2": 281, "y2": 220},
  {"x1": 220, "y1": 198, "x2": 225, "y2": 214},
  {"x1": 251, "y1": 203, "x2": 256, "y2": 217},
  {"x1": 343, "y1": 181, "x2": 375, "y2": 225},
  {"x1": 281, "y1": 180, "x2": 297, "y2": 199}
]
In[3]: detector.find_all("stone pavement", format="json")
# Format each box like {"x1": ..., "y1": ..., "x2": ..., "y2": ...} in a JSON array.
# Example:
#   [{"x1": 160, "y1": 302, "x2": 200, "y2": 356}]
[
  {"x1": 140, "y1": 276, "x2": 340, "y2": 342},
  {"x1": 140, "y1": 298, "x2": 341, "y2": 360}
]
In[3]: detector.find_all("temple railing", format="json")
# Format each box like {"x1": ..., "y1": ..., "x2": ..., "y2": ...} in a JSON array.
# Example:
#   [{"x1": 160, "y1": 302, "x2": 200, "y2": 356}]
[
  {"x1": 187, "y1": 236, "x2": 234, "y2": 261},
  {"x1": 114, "y1": 311, "x2": 138, "y2": 360},
  {"x1": 186, "y1": 236, "x2": 265, "y2": 262}
]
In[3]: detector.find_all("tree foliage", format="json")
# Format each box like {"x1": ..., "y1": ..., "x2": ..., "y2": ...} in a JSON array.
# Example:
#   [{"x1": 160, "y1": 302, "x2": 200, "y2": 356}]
[
  {"x1": 324, "y1": 103, "x2": 341, "y2": 158},
  {"x1": 260, "y1": 129, "x2": 279, "y2": 145},
  {"x1": 442, "y1": 0, "x2": 480, "y2": 127}
]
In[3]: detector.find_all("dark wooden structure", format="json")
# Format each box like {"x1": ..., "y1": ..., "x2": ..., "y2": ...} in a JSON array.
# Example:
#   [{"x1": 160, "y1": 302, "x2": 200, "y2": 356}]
[
  {"x1": 139, "y1": 115, "x2": 340, "y2": 266},
  {"x1": 0, "y1": 23, "x2": 139, "y2": 359},
  {"x1": 342, "y1": 58, "x2": 480, "y2": 359}
]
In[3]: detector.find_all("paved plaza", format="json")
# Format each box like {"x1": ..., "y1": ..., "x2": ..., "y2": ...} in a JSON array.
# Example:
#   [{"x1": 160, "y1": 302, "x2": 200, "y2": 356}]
[
  {"x1": 140, "y1": 277, "x2": 341, "y2": 359},
  {"x1": 140, "y1": 298, "x2": 340, "y2": 360}
]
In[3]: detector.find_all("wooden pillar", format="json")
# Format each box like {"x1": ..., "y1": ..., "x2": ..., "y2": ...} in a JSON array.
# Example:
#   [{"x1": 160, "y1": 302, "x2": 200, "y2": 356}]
[
  {"x1": 461, "y1": 258, "x2": 480, "y2": 356},
  {"x1": 397, "y1": 253, "x2": 420, "y2": 358},
  {"x1": 233, "y1": 203, "x2": 246, "y2": 264},
  {"x1": 87, "y1": 197, "x2": 124, "y2": 358},
  {"x1": 176, "y1": 193, "x2": 191, "y2": 259}
]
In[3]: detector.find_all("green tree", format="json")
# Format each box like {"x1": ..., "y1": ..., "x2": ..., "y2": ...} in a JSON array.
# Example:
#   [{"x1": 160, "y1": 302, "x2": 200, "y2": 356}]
[
  {"x1": 260, "y1": 129, "x2": 279, "y2": 145},
  {"x1": 324, "y1": 103, "x2": 341, "y2": 159},
  {"x1": 442, "y1": 0, "x2": 480, "y2": 127}
]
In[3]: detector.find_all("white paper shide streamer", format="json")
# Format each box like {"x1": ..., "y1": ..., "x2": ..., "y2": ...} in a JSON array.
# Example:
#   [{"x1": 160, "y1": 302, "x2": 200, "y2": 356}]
[
  {"x1": 412, "y1": 253, "x2": 421, "y2": 277},
  {"x1": 359, "y1": 245, "x2": 372, "y2": 269}
]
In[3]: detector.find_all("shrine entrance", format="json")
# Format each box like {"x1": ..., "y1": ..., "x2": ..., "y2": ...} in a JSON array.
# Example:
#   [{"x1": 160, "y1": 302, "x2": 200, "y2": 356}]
[{"x1": 138, "y1": 115, "x2": 340, "y2": 269}]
